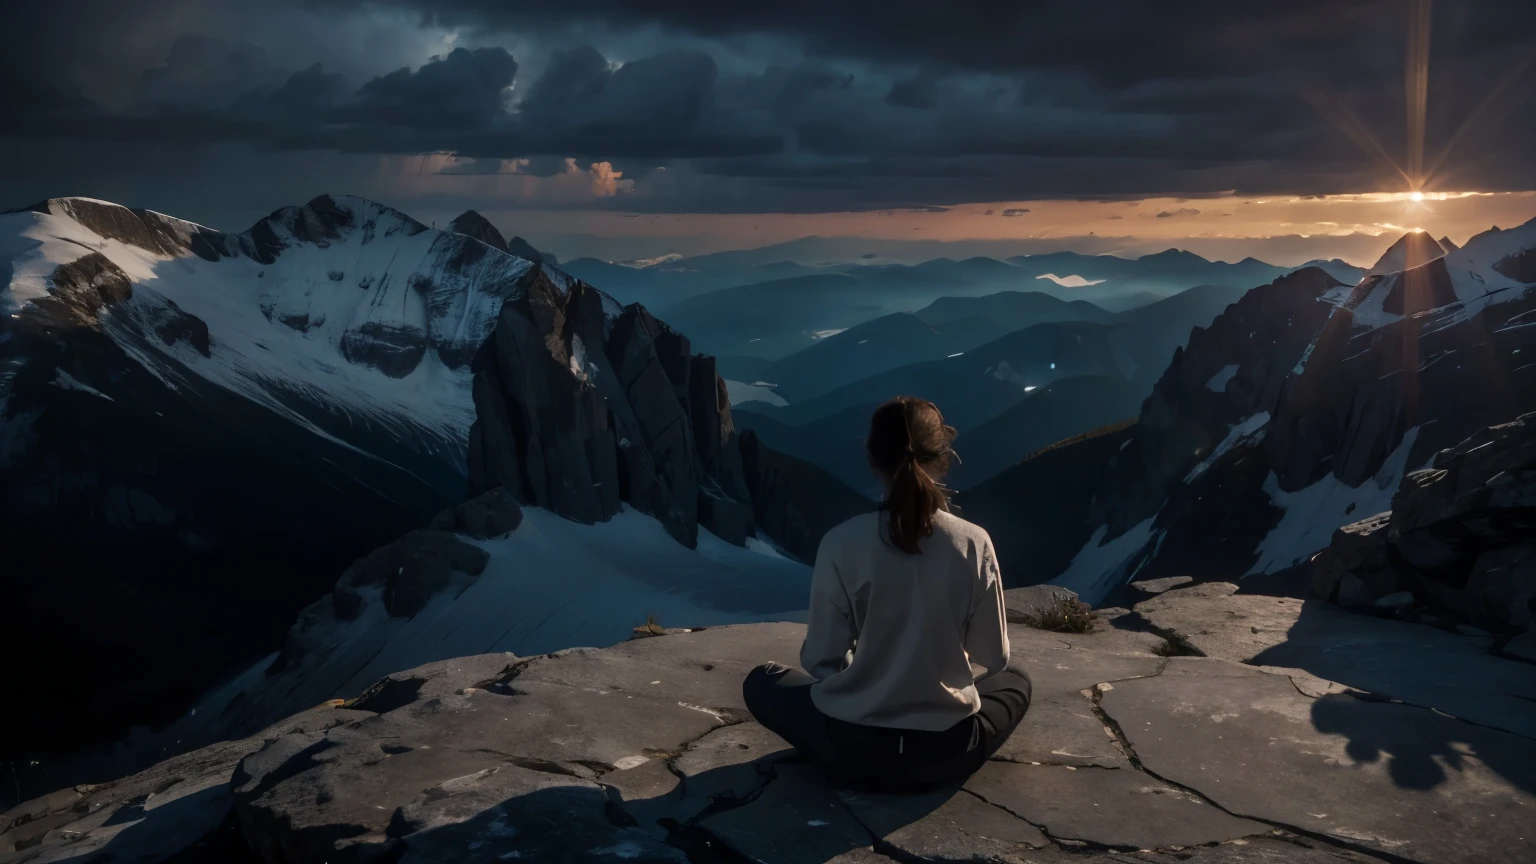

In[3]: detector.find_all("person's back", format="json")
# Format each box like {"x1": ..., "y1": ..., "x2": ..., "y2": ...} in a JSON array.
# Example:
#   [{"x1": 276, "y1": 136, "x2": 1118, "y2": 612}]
[
  {"x1": 803, "y1": 509, "x2": 1008, "y2": 731},
  {"x1": 742, "y1": 396, "x2": 1031, "y2": 791}
]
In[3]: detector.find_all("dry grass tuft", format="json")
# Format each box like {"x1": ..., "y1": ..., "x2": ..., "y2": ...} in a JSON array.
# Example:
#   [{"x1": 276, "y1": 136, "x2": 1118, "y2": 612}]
[
  {"x1": 1021, "y1": 594, "x2": 1095, "y2": 634},
  {"x1": 632, "y1": 611, "x2": 667, "y2": 639}
]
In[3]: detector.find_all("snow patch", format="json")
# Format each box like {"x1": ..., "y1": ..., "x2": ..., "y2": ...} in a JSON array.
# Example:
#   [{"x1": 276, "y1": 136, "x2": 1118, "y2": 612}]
[
  {"x1": 811, "y1": 329, "x2": 846, "y2": 340},
  {"x1": 1205, "y1": 364, "x2": 1239, "y2": 393},
  {"x1": 1184, "y1": 412, "x2": 1270, "y2": 483},
  {"x1": 120, "y1": 507, "x2": 811, "y2": 768},
  {"x1": 724, "y1": 379, "x2": 787, "y2": 408},
  {"x1": 1246, "y1": 426, "x2": 1422, "y2": 575},
  {"x1": 1052, "y1": 515, "x2": 1162, "y2": 605},
  {"x1": 52, "y1": 368, "x2": 114, "y2": 401}
]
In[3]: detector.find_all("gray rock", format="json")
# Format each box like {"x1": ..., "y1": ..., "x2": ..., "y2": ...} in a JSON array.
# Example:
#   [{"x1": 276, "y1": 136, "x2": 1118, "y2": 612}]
[
  {"x1": 429, "y1": 487, "x2": 522, "y2": 539},
  {"x1": 396, "y1": 764, "x2": 686, "y2": 864},
  {"x1": 1314, "y1": 413, "x2": 1536, "y2": 628},
  {"x1": 1310, "y1": 513, "x2": 1391, "y2": 603},
  {"x1": 672, "y1": 722, "x2": 793, "y2": 804},
  {"x1": 990, "y1": 695, "x2": 1128, "y2": 769},
  {"x1": 1133, "y1": 581, "x2": 1536, "y2": 738},
  {"x1": 1101, "y1": 658, "x2": 1536, "y2": 864},
  {"x1": 0, "y1": 704, "x2": 366, "y2": 863},
  {"x1": 1129, "y1": 575, "x2": 1193, "y2": 599},
  {"x1": 839, "y1": 786, "x2": 1050, "y2": 859},
  {"x1": 699, "y1": 763, "x2": 873, "y2": 862},
  {"x1": 1003, "y1": 585, "x2": 1084, "y2": 626},
  {"x1": 1373, "y1": 591, "x2": 1414, "y2": 609},
  {"x1": 511, "y1": 622, "x2": 804, "y2": 718},
  {"x1": 964, "y1": 761, "x2": 1267, "y2": 848}
]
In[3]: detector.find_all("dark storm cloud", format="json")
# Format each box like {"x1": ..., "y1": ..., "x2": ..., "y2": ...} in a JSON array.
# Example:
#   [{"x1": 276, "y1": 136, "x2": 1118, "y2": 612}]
[
  {"x1": 3, "y1": 0, "x2": 1536, "y2": 212},
  {"x1": 348, "y1": 47, "x2": 518, "y2": 127}
]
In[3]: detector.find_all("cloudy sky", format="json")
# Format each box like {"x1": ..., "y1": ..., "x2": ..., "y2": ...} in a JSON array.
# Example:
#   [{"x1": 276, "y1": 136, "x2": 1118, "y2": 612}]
[{"x1": 3, "y1": 0, "x2": 1534, "y2": 264}]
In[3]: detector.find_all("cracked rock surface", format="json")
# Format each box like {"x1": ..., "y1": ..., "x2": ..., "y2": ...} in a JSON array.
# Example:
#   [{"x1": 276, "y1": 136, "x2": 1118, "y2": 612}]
[{"x1": 4, "y1": 590, "x2": 1533, "y2": 864}]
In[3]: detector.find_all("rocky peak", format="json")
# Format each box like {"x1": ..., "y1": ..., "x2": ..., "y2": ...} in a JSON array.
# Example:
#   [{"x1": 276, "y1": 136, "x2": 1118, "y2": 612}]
[
  {"x1": 467, "y1": 266, "x2": 760, "y2": 548},
  {"x1": 446, "y1": 210, "x2": 551, "y2": 265},
  {"x1": 1367, "y1": 230, "x2": 1449, "y2": 276},
  {"x1": 1092, "y1": 266, "x2": 1343, "y2": 540},
  {"x1": 447, "y1": 209, "x2": 510, "y2": 253}
]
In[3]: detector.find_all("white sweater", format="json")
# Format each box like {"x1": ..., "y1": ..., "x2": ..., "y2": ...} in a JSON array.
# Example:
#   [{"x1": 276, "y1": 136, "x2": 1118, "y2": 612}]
[{"x1": 801, "y1": 509, "x2": 1010, "y2": 731}]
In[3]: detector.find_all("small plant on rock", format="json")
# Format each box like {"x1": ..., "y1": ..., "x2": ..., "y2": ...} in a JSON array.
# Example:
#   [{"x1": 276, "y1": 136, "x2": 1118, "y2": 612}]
[
  {"x1": 632, "y1": 611, "x2": 667, "y2": 639},
  {"x1": 1022, "y1": 595, "x2": 1095, "y2": 634}
]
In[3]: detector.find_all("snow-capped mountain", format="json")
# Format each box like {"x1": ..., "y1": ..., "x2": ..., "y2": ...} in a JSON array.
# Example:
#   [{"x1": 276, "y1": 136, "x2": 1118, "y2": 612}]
[
  {"x1": 1, "y1": 194, "x2": 846, "y2": 785},
  {"x1": 1365, "y1": 229, "x2": 1450, "y2": 276},
  {"x1": 2, "y1": 194, "x2": 549, "y2": 759},
  {"x1": 1041, "y1": 218, "x2": 1536, "y2": 603}
]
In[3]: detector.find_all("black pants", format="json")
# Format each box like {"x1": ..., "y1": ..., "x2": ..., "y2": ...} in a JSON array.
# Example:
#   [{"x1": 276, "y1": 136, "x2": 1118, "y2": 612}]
[{"x1": 741, "y1": 662, "x2": 1031, "y2": 792}]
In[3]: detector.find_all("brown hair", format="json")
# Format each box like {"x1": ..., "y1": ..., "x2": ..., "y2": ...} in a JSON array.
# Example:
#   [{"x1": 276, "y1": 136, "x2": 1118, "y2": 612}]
[{"x1": 867, "y1": 397, "x2": 957, "y2": 554}]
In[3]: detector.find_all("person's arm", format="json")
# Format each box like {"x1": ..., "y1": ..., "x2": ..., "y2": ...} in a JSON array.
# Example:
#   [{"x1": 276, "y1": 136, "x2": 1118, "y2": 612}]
[
  {"x1": 800, "y1": 534, "x2": 856, "y2": 680},
  {"x1": 964, "y1": 537, "x2": 1010, "y2": 681}
]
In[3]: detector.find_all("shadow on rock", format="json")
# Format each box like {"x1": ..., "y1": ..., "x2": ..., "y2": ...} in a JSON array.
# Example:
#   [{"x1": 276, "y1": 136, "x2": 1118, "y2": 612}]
[
  {"x1": 1307, "y1": 691, "x2": 1536, "y2": 796},
  {"x1": 390, "y1": 757, "x2": 951, "y2": 864}
]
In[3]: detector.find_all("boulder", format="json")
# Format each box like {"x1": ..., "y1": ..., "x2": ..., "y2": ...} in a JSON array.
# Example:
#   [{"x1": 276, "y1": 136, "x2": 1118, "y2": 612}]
[
  {"x1": 1310, "y1": 413, "x2": 1536, "y2": 629},
  {"x1": 331, "y1": 529, "x2": 490, "y2": 620},
  {"x1": 1128, "y1": 574, "x2": 1194, "y2": 601},
  {"x1": 1002, "y1": 585, "x2": 1084, "y2": 626},
  {"x1": 429, "y1": 486, "x2": 523, "y2": 539}
]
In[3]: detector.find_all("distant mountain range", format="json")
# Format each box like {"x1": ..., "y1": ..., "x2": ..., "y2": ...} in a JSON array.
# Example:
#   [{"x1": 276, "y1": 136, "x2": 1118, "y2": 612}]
[
  {"x1": 732, "y1": 283, "x2": 1254, "y2": 493},
  {"x1": 564, "y1": 246, "x2": 1365, "y2": 367}
]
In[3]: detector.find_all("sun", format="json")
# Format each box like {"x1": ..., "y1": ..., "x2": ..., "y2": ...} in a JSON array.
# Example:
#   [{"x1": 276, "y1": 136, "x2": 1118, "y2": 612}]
[{"x1": 1410, "y1": 191, "x2": 1425, "y2": 202}]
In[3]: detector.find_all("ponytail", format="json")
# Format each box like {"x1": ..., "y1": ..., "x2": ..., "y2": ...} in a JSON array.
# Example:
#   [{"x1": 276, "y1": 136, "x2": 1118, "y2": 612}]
[{"x1": 867, "y1": 397, "x2": 957, "y2": 554}]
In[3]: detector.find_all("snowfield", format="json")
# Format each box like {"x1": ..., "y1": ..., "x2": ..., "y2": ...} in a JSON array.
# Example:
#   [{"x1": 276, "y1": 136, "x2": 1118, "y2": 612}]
[{"x1": 82, "y1": 506, "x2": 810, "y2": 782}]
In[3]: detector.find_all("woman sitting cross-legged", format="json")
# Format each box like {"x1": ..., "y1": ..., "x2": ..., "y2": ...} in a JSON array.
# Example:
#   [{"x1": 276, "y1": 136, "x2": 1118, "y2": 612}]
[{"x1": 742, "y1": 396, "x2": 1032, "y2": 792}]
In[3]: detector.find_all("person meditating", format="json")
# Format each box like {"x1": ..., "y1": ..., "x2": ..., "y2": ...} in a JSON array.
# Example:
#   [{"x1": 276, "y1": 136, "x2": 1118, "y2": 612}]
[{"x1": 743, "y1": 396, "x2": 1032, "y2": 792}]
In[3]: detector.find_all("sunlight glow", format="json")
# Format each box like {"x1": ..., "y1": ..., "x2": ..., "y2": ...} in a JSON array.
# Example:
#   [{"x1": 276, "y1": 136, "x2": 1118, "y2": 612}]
[{"x1": 1410, "y1": 191, "x2": 1426, "y2": 202}]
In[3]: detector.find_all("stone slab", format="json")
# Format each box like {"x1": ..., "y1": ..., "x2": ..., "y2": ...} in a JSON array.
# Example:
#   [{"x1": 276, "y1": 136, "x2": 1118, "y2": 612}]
[
  {"x1": 1101, "y1": 657, "x2": 1536, "y2": 864},
  {"x1": 839, "y1": 786, "x2": 1050, "y2": 859},
  {"x1": 963, "y1": 760, "x2": 1267, "y2": 848},
  {"x1": 1135, "y1": 582, "x2": 1536, "y2": 738},
  {"x1": 512, "y1": 622, "x2": 804, "y2": 718},
  {"x1": 700, "y1": 763, "x2": 873, "y2": 862},
  {"x1": 992, "y1": 695, "x2": 1128, "y2": 768}
]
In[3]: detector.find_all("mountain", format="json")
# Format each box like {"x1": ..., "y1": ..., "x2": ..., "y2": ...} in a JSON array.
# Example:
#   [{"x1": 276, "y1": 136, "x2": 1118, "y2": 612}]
[
  {"x1": 1028, "y1": 222, "x2": 1536, "y2": 605},
  {"x1": 955, "y1": 419, "x2": 1139, "y2": 584},
  {"x1": 752, "y1": 312, "x2": 1011, "y2": 402},
  {"x1": 737, "y1": 282, "x2": 1251, "y2": 489},
  {"x1": 657, "y1": 272, "x2": 890, "y2": 360},
  {"x1": 0, "y1": 194, "x2": 535, "y2": 760},
  {"x1": 1365, "y1": 230, "x2": 1449, "y2": 276},
  {"x1": 447, "y1": 209, "x2": 554, "y2": 265},
  {"x1": 916, "y1": 290, "x2": 1115, "y2": 330},
  {"x1": 1297, "y1": 257, "x2": 1367, "y2": 286},
  {"x1": 0, "y1": 193, "x2": 855, "y2": 792},
  {"x1": 631, "y1": 248, "x2": 1303, "y2": 364},
  {"x1": 946, "y1": 375, "x2": 1146, "y2": 489}
]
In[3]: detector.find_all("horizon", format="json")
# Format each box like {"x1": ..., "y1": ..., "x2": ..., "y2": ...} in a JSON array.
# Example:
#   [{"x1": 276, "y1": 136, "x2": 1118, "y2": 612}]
[{"x1": 5, "y1": 1, "x2": 1535, "y2": 267}]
